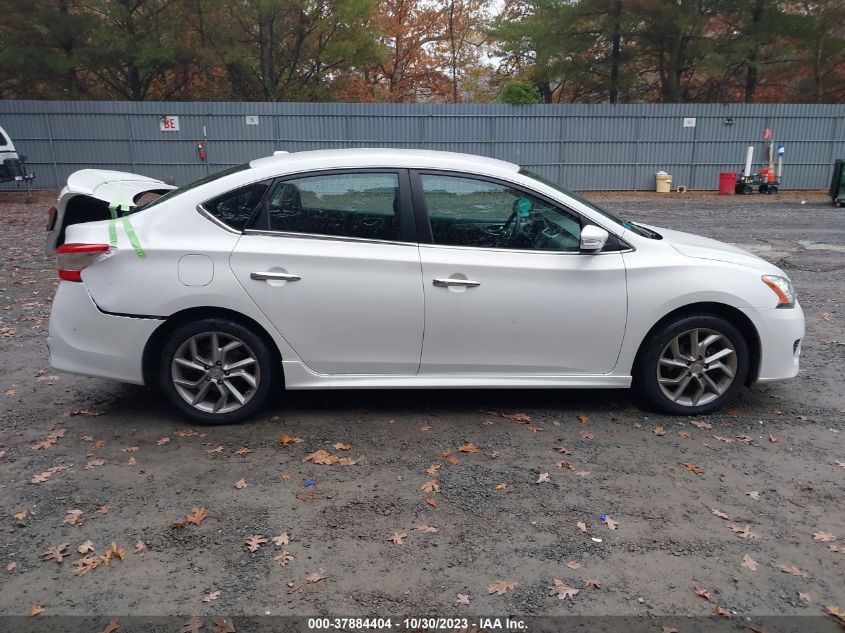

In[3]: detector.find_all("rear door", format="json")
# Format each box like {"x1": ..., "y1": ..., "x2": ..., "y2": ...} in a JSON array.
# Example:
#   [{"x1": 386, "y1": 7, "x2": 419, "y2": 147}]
[{"x1": 229, "y1": 169, "x2": 424, "y2": 375}]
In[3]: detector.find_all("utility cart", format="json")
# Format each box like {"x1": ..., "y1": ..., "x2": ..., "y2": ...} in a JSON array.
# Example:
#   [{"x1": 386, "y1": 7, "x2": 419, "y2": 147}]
[{"x1": 0, "y1": 124, "x2": 35, "y2": 199}]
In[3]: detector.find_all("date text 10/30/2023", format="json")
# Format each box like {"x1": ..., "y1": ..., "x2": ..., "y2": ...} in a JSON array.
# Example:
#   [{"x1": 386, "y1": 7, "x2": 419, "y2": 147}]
[{"x1": 307, "y1": 617, "x2": 528, "y2": 630}]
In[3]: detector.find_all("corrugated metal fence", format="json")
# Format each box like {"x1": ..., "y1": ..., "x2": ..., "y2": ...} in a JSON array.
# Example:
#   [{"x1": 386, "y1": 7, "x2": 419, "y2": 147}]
[{"x1": 1, "y1": 101, "x2": 843, "y2": 191}]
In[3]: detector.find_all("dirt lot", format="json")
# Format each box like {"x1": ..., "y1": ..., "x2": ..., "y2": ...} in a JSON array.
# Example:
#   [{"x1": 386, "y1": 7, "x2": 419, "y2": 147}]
[{"x1": 0, "y1": 189, "x2": 843, "y2": 630}]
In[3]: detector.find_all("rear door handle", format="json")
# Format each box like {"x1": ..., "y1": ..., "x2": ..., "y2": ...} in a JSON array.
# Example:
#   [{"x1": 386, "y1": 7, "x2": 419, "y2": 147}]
[
  {"x1": 433, "y1": 278, "x2": 481, "y2": 288},
  {"x1": 250, "y1": 271, "x2": 301, "y2": 282}
]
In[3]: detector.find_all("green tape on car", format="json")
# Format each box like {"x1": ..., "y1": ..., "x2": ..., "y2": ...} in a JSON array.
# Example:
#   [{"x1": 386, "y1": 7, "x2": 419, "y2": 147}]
[
  {"x1": 108, "y1": 218, "x2": 118, "y2": 247},
  {"x1": 106, "y1": 216, "x2": 146, "y2": 259}
]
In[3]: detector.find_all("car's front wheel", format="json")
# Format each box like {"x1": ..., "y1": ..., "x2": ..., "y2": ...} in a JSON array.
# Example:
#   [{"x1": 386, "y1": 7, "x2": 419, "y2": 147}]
[
  {"x1": 634, "y1": 314, "x2": 749, "y2": 415},
  {"x1": 159, "y1": 318, "x2": 276, "y2": 424}
]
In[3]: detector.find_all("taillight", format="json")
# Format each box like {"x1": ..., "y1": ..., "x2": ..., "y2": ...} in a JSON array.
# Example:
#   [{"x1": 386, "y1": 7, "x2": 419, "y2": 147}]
[
  {"x1": 46, "y1": 206, "x2": 57, "y2": 231},
  {"x1": 56, "y1": 243, "x2": 111, "y2": 282}
]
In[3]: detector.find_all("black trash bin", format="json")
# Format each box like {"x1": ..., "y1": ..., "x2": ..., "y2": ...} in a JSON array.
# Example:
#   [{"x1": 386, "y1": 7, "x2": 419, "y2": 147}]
[{"x1": 830, "y1": 159, "x2": 845, "y2": 207}]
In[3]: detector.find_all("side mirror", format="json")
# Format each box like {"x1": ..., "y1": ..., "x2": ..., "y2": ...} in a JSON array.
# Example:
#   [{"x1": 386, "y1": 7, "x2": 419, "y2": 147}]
[{"x1": 580, "y1": 225, "x2": 609, "y2": 252}]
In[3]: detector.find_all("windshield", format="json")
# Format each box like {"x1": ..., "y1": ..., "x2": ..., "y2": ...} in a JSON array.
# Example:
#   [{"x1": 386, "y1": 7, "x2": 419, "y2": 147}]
[
  {"x1": 518, "y1": 168, "x2": 655, "y2": 237},
  {"x1": 135, "y1": 163, "x2": 251, "y2": 211}
]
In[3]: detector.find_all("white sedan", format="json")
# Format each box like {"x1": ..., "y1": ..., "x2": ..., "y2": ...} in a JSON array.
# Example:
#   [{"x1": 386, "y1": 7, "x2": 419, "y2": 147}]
[{"x1": 46, "y1": 149, "x2": 804, "y2": 423}]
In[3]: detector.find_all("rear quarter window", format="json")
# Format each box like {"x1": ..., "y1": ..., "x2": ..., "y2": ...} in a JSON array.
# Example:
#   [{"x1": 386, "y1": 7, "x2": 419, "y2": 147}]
[{"x1": 202, "y1": 181, "x2": 271, "y2": 230}]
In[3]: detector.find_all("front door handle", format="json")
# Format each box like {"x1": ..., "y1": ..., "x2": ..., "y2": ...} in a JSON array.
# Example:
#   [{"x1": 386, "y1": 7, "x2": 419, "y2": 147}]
[
  {"x1": 250, "y1": 271, "x2": 301, "y2": 282},
  {"x1": 433, "y1": 278, "x2": 481, "y2": 288}
]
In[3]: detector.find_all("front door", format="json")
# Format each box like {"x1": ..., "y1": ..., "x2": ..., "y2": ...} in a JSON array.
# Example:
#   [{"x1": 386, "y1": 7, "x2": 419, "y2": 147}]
[
  {"x1": 415, "y1": 172, "x2": 627, "y2": 375},
  {"x1": 230, "y1": 170, "x2": 424, "y2": 375}
]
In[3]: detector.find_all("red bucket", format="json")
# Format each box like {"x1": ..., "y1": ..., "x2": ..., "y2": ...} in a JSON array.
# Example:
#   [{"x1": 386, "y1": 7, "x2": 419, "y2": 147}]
[{"x1": 719, "y1": 172, "x2": 737, "y2": 195}]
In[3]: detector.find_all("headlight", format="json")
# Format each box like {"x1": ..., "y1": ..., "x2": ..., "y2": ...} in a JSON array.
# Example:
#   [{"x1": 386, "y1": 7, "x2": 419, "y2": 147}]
[{"x1": 762, "y1": 275, "x2": 795, "y2": 308}]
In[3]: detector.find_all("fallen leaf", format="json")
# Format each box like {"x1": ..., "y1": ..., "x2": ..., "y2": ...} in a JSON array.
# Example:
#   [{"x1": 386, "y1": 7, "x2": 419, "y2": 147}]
[
  {"x1": 778, "y1": 564, "x2": 811, "y2": 579},
  {"x1": 798, "y1": 592, "x2": 811, "y2": 602},
  {"x1": 576, "y1": 521, "x2": 588, "y2": 533},
  {"x1": 413, "y1": 525, "x2": 438, "y2": 533},
  {"x1": 84, "y1": 459, "x2": 105, "y2": 470},
  {"x1": 458, "y1": 442, "x2": 479, "y2": 453},
  {"x1": 42, "y1": 543, "x2": 69, "y2": 563},
  {"x1": 602, "y1": 516, "x2": 619, "y2": 530},
  {"x1": 156, "y1": 437, "x2": 170, "y2": 446},
  {"x1": 134, "y1": 541, "x2": 146, "y2": 556},
  {"x1": 424, "y1": 498, "x2": 436, "y2": 508},
  {"x1": 420, "y1": 425, "x2": 432, "y2": 431},
  {"x1": 693, "y1": 585, "x2": 712, "y2": 600},
  {"x1": 826, "y1": 605, "x2": 845, "y2": 623},
  {"x1": 747, "y1": 491, "x2": 761, "y2": 500},
  {"x1": 488, "y1": 579, "x2": 518, "y2": 595},
  {"x1": 244, "y1": 535, "x2": 268, "y2": 552},
  {"x1": 496, "y1": 483, "x2": 508, "y2": 490},
  {"x1": 304, "y1": 570, "x2": 327, "y2": 583},
  {"x1": 97, "y1": 506, "x2": 109, "y2": 514},
  {"x1": 389, "y1": 531, "x2": 408, "y2": 544},
  {"x1": 93, "y1": 440, "x2": 105, "y2": 450},
  {"x1": 653, "y1": 426, "x2": 666, "y2": 436},
  {"x1": 812, "y1": 531, "x2": 837, "y2": 542},
  {"x1": 185, "y1": 507, "x2": 208, "y2": 526},
  {"x1": 332, "y1": 442, "x2": 352, "y2": 450},
  {"x1": 63, "y1": 509, "x2": 83, "y2": 526},
  {"x1": 527, "y1": 425, "x2": 544, "y2": 433},
  {"x1": 180, "y1": 616, "x2": 203, "y2": 633},
  {"x1": 714, "y1": 435, "x2": 734, "y2": 443},
  {"x1": 456, "y1": 593, "x2": 470, "y2": 605},
  {"x1": 281, "y1": 472, "x2": 291, "y2": 480},
  {"x1": 557, "y1": 460, "x2": 574, "y2": 470},
  {"x1": 211, "y1": 617, "x2": 236, "y2": 633},
  {"x1": 14, "y1": 510, "x2": 28, "y2": 521},
  {"x1": 678, "y1": 431, "x2": 691, "y2": 439},
  {"x1": 30, "y1": 603, "x2": 44, "y2": 617},
  {"x1": 735, "y1": 435, "x2": 753, "y2": 445},
  {"x1": 711, "y1": 508, "x2": 731, "y2": 520},
  {"x1": 234, "y1": 447, "x2": 252, "y2": 456},
  {"x1": 578, "y1": 415, "x2": 590, "y2": 425},
  {"x1": 303, "y1": 450, "x2": 338, "y2": 465},
  {"x1": 769, "y1": 433, "x2": 779, "y2": 443},
  {"x1": 536, "y1": 472, "x2": 550, "y2": 484},
  {"x1": 580, "y1": 430, "x2": 593, "y2": 439},
  {"x1": 425, "y1": 464, "x2": 441, "y2": 475},
  {"x1": 421, "y1": 480, "x2": 440, "y2": 493},
  {"x1": 503, "y1": 413, "x2": 531, "y2": 423},
  {"x1": 575, "y1": 470, "x2": 591, "y2": 477},
  {"x1": 295, "y1": 490, "x2": 319, "y2": 502},
  {"x1": 206, "y1": 446, "x2": 224, "y2": 454},
  {"x1": 77, "y1": 540, "x2": 94, "y2": 554},
  {"x1": 691, "y1": 420, "x2": 712, "y2": 429},
  {"x1": 555, "y1": 446, "x2": 572, "y2": 455},
  {"x1": 338, "y1": 457, "x2": 358, "y2": 466},
  {"x1": 6, "y1": 561, "x2": 17, "y2": 572},
  {"x1": 549, "y1": 578, "x2": 579, "y2": 599},
  {"x1": 682, "y1": 462, "x2": 704, "y2": 475},
  {"x1": 714, "y1": 606, "x2": 732, "y2": 618},
  {"x1": 274, "y1": 550, "x2": 294, "y2": 566},
  {"x1": 446, "y1": 455, "x2": 460, "y2": 465},
  {"x1": 728, "y1": 524, "x2": 759, "y2": 539},
  {"x1": 742, "y1": 554, "x2": 758, "y2": 570},
  {"x1": 272, "y1": 533, "x2": 289, "y2": 547},
  {"x1": 102, "y1": 542, "x2": 125, "y2": 564},
  {"x1": 98, "y1": 620, "x2": 121, "y2": 633},
  {"x1": 127, "y1": 457, "x2": 136, "y2": 465},
  {"x1": 583, "y1": 578, "x2": 601, "y2": 589},
  {"x1": 121, "y1": 447, "x2": 139, "y2": 453},
  {"x1": 73, "y1": 556, "x2": 100, "y2": 575},
  {"x1": 565, "y1": 560, "x2": 581, "y2": 570},
  {"x1": 234, "y1": 478, "x2": 247, "y2": 489},
  {"x1": 278, "y1": 434, "x2": 302, "y2": 446},
  {"x1": 202, "y1": 591, "x2": 221, "y2": 603}
]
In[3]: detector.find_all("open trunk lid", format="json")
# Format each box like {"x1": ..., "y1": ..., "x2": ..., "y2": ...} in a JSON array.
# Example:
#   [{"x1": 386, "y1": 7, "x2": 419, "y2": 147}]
[{"x1": 46, "y1": 169, "x2": 175, "y2": 256}]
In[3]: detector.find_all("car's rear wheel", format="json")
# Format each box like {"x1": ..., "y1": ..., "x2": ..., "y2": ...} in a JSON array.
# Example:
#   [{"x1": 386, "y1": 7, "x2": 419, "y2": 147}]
[
  {"x1": 634, "y1": 314, "x2": 749, "y2": 415},
  {"x1": 159, "y1": 318, "x2": 276, "y2": 424}
]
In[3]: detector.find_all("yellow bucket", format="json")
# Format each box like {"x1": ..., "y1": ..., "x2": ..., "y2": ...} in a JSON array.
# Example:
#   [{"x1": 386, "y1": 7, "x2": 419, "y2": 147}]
[{"x1": 655, "y1": 172, "x2": 672, "y2": 193}]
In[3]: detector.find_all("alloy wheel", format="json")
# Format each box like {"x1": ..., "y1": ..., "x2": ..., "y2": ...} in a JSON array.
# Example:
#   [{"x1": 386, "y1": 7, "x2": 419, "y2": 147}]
[
  {"x1": 171, "y1": 331, "x2": 260, "y2": 414},
  {"x1": 656, "y1": 328, "x2": 737, "y2": 407}
]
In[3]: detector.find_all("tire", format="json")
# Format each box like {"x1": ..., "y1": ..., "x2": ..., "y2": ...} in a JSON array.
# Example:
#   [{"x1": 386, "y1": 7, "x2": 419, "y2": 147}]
[
  {"x1": 741, "y1": 184, "x2": 753, "y2": 195},
  {"x1": 759, "y1": 184, "x2": 769, "y2": 194},
  {"x1": 158, "y1": 318, "x2": 277, "y2": 424},
  {"x1": 767, "y1": 185, "x2": 778, "y2": 195},
  {"x1": 634, "y1": 314, "x2": 749, "y2": 416}
]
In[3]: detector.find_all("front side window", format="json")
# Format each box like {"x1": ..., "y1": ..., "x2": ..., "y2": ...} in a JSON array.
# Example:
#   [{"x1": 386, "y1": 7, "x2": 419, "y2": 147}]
[
  {"x1": 420, "y1": 174, "x2": 582, "y2": 252},
  {"x1": 261, "y1": 172, "x2": 402, "y2": 241},
  {"x1": 203, "y1": 180, "x2": 271, "y2": 230}
]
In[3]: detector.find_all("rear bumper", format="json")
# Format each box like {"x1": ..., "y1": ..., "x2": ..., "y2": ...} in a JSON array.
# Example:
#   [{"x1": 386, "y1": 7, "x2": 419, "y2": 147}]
[
  {"x1": 47, "y1": 281, "x2": 162, "y2": 385},
  {"x1": 742, "y1": 302, "x2": 805, "y2": 383}
]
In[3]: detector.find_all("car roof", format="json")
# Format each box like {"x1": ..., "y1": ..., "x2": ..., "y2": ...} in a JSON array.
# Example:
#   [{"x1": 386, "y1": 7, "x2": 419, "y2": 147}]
[{"x1": 249, "y1": 148, "x2": 519, "y2": 177}]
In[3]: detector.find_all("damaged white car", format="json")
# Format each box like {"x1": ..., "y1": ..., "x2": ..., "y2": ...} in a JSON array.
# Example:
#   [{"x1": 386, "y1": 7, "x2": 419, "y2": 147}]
[{"x1": 46, "y1": 149, "x2": 804, "y2": 424}]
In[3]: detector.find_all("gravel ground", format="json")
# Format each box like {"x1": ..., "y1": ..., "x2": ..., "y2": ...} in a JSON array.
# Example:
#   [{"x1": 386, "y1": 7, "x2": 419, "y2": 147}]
[{"x1": 0, "y1": 189, "x2": 843, "y2": 629}]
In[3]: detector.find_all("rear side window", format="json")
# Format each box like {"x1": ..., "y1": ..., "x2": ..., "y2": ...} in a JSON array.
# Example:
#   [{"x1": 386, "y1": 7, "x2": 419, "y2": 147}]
[
  {"x1": 203, "y1": 181, "x2": 271, "y2": 230},
  {"x1": 258, "y1": 172, "x2": 402, "y2": 241},
  {"x1": 0, "y1": 130, "x2": 7, "y2": 145}
]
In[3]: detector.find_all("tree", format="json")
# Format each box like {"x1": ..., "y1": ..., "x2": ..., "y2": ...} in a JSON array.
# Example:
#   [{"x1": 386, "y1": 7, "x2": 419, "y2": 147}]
[{"x1": 499, "y1": 80, "x2": 542, "y2": 103}]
